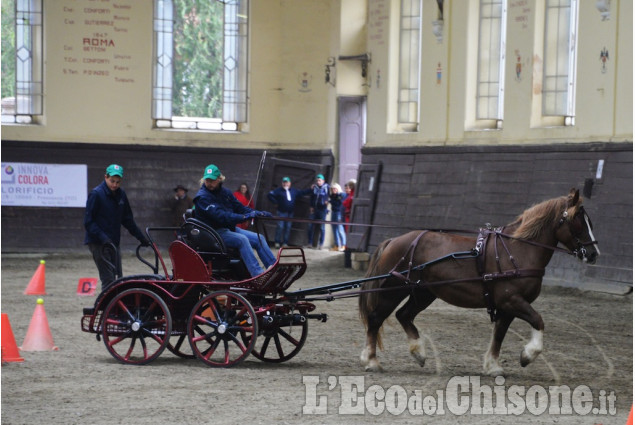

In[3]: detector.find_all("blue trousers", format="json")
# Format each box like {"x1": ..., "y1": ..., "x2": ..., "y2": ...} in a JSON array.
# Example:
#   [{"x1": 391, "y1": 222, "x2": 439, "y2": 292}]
[
  {"x1": 331, "y1": 209, "x2": 346, "y2": 247},
  {"x1": 216, "y1": 227, "x2": 277, "y2": 277},
  {"x1": 308, "y1": 208, "x2": 328, "y2": 246},
  {"x1": 275, "y1": 211, "x2": 293, "y2": 245}
]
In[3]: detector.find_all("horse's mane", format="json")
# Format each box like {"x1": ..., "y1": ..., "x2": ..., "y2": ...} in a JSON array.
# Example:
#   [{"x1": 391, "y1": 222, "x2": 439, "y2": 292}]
[{"x1": 511, "y1": 195, "x2": 579, "y2": 240}]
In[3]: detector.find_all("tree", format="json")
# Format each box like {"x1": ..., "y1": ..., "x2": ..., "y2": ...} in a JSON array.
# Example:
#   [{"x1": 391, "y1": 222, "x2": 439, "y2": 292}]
[
  {"x1": 1, "y1": 0, "x2": 16, "y2": 99},
  {"x1": 173, "y1": 0, "x2": 224, "y2": 118}
]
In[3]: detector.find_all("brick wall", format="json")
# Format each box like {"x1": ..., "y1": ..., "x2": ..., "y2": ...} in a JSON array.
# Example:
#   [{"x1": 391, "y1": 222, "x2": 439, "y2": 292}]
[{"x1": 1, "y1": 141, "x2": 333, "y2": 252}]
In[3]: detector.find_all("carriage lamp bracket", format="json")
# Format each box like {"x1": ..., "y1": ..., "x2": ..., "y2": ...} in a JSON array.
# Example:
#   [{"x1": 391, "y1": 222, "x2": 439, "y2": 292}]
[{"x1": 338, "y1": 53, "x2": 371, "y2": 79}]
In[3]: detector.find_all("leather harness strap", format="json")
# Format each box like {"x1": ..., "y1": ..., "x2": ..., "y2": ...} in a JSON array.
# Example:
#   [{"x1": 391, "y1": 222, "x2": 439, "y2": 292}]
[
  {"x1": 389, "y1": 230, "x2": 429, "y2": 283},
  {"x1": 380, "y1": 228, "x2": 548, "y2": 323}
]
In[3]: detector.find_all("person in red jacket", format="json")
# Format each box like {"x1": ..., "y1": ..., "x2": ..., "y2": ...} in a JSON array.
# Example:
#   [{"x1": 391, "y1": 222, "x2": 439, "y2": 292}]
[
  {"x1": 233, "y1": 183, "x2": 254, "y2": 230},
  {"x1": 342, "y1": 179, "x2": 356, "y2": 231}
]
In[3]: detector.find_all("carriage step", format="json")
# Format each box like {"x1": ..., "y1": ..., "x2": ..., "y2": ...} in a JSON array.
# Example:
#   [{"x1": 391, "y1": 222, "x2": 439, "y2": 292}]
[{"x1": 83, "y1": 307, "x2": 95, "y2": 316}]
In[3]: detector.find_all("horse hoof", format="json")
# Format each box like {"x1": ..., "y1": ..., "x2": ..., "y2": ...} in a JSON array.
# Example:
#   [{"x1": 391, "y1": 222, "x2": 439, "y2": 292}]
[
  {"x1": 412, "y1": 355, "x2": 426, "y2": 368},
  {"x1": 364, "y1": 360, "x2": 383, "y2": 372},
  {"x1": 485, "y1": 366, "x2": 505, "y2": 377},
  {"x1": 520, "y1": 352, "x2": 531, "y2": 367}
]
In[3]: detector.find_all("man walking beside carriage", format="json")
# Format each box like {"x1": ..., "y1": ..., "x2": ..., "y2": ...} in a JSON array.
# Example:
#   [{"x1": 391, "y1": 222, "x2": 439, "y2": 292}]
[{"x1": 84, "y1": 164, "x2": 150, "y2": 290}]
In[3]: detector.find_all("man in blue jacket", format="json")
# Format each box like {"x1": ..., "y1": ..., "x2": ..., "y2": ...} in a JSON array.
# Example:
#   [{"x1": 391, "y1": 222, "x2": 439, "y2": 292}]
[
  {"x1": 84, "y1": 164, "x2": 149, "y2": 289},
  {"x1": 308, "y1": 174, "x2": 330, "y2": 249},
  {"x1": 267, "y1": 176, "x2": 312, "y2": 248},
  {"x1": 193, "y1": 164, "x2": 276, "y2": 277}
]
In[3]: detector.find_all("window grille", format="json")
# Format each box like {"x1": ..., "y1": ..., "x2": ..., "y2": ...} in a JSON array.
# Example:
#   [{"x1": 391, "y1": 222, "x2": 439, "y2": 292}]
[
  {"x1": 542, "y1": 0, "x2": 578, "y2": 122},
  {"x1": 1, "y1": 0, "x2": 43, "y2": 124},
  {"x1": 152, "y1": 0, "x2": 249, "y2": 130},
  {"x1": 476, "y1": 0, "x2": 507, "y2": 122},
  {"x1": 397, "y1": 0, "x2": 421, "y2": 127}
]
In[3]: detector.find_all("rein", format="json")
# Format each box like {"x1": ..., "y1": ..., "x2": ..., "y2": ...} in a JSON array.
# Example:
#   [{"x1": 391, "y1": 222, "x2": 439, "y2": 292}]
[{"x1": 256, "y1": 215, "x2": 590, "y2": 257}]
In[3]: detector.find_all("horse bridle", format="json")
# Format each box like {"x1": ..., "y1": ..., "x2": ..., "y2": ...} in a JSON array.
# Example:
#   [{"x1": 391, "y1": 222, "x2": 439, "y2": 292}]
[{"x1": 558, "y1": 206, "x2": 599, "y2": 260}]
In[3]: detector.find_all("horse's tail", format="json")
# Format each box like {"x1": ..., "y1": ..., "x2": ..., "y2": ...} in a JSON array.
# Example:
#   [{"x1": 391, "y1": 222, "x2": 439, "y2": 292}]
[{"x1": 359, "y1": 238, "x2": 392, "y2": 349}]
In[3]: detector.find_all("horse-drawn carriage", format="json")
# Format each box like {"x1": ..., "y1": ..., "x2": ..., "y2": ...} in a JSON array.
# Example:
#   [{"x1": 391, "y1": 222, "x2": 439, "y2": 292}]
[
  {"x1": 81, "y1": 189, "x2": 599, "y2": 374},
  {"x1": 81, "y1": 217, "x2": 327, "y2": 367}
]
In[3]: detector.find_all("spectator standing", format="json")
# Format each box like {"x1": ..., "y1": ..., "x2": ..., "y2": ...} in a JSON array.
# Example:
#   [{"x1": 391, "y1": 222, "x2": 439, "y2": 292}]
[
  {"x1": 329, "y1": 183, "x2": 347, "y2": 251},
  {"x1": 342, "y1": 179, "x2": 356, "y2": 231},
  {"x1": 168, "y1": 184, "x2": 193, "y2": 226},
  {"x1": 267, "y1": 176, "x2": 312, "y2": 248},
  {"x1": 233, "y1": 182, "x2": 254, "y2": 230},
  {"x1": 308, "y1": 174, "x2": 330, "y2": 249}
]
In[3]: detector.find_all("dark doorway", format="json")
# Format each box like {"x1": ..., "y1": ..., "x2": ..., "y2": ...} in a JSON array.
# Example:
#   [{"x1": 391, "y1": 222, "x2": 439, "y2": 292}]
[{"x1": 254, "y1": 157, "x2": 332, "y2": 246}]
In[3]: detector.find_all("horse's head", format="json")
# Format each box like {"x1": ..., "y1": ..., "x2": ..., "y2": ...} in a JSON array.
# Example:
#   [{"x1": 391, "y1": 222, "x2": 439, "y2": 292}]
[{"x1": 555, "y1": 188, "x2": 600, "y2": 264}]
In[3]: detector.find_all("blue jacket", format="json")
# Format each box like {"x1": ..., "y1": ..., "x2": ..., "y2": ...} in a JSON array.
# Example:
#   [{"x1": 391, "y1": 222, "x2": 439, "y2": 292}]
[
  {"x1": 267, "y1": 187, "x2": 312, "y2": 213},
  {"x1": 193, "y1": 183, "x2": 252, "y2": 231},
  {"x1": 84, "y1": 181, "x2": 146, "y2": 246},
  {"x1": 310, "y1": 183, "x2": 330, "y2": 210},
  {"x1": 329, "y1": 192, "x2": 347, "y2": 213}
]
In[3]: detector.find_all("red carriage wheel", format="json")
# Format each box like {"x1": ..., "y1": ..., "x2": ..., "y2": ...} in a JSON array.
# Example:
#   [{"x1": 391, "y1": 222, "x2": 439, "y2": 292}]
[
  {"x1": 101, "y1": 288, "x2": 172, "y2": 365},
  {"x1": 187, "y1": 291, "x2": 258, "y2": 368},
  {"x1": 250, "y1": 317, "x2": 308, "y2": 363}
]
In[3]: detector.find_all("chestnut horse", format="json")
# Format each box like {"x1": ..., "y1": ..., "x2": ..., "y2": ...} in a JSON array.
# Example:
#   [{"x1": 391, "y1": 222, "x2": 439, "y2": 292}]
[{"x1": 359, "y1": 189, "x2": 599, "y2": 375}]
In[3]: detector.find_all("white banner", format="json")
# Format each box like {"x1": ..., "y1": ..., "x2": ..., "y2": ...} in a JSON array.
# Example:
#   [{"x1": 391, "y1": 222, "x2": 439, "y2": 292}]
[{"x1": 1, "y1": 162, "x2": 87, "y2": 207}]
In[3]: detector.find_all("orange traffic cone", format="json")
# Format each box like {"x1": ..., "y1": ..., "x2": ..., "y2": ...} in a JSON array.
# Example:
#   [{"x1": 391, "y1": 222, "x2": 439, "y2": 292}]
[
  {"x1": 626, "y1": 405, "x2": 633, "y2": 425},
  {"x1": 24, "y1": 259, "x2": 47, "y2": 295},
  {"x1": 20, "y1": 298, "x2": 59, "y2": 351},
  {"x1": 1, "y1": 313, "x2": 24, "y2": 362}
]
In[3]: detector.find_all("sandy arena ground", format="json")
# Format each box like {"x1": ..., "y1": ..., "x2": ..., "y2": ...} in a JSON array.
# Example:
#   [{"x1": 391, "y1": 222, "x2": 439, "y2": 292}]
[{"x1": 1, "y1": 248, "x2": 632, "y2": 424}]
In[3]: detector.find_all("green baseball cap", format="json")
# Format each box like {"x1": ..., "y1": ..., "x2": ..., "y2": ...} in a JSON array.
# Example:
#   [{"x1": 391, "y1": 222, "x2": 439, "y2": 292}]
[
  {"x1": 316, "y1": 174, "x2": 325, "y2": 180},
  {"x1": 282, "y1": 177, "x2": 291, "y2": 182},
  {"x1": 106, "y1": 164, "x2": 124, "y2": 178},
  {"x1": 203, "y1": 164, "x2": 221, "y2": 180}
]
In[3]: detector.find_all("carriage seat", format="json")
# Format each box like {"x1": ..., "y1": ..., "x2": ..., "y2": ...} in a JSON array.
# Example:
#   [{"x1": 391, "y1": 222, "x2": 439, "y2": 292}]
[
  {"x1": 169, "y1": 240, "x2": 211, "y2": 281},
  {"x1": 178, "y1": 217, "x2": 248, "y2": 278}
]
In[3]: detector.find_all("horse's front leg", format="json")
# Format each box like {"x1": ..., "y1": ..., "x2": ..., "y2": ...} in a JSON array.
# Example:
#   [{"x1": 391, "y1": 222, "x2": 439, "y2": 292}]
[
  {"x1": 483, "y1": 313, "x2": 514, "y2": 376},
  {"x1": 498, "y1": 295, "x2": 545, "y2": 368},
  {"x1": 521, "y1": 327, "x2": 544, "y2": 367}
]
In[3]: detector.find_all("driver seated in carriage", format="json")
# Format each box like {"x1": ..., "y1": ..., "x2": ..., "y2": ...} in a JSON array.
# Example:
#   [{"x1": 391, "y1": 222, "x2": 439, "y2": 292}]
[{"x1": 191, "y1": 164, "x2": 276, "y2": 278}]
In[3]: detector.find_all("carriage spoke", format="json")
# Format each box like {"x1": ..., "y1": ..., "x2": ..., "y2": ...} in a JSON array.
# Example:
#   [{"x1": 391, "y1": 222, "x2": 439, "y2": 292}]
[
  {"x1": 278, "y1": 328, "x2": 301, "y2": 346},
  {"x1": 273, "y1": 334, "x2": 284, "y2": 358},
  {"x1": 123, "y1": 335, "x2": 138, "y2": 361},
  {"x1": 259, "y1": 336, "x2": 272, "y2": 357}
]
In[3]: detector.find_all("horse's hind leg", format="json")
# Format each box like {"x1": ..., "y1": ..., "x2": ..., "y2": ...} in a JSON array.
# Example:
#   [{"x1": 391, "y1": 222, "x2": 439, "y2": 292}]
[
  {"x1": 395, "y1": 288, "x2": 437, "y2": 368},
  {"x1": 361, "y1": 290, "x2": 409, "y2": 372},
  {"x1": 483, "y1": 313, "x2": 513, "y2": 376}
]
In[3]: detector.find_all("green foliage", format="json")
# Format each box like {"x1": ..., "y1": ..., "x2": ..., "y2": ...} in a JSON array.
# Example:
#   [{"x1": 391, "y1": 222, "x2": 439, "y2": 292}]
[
  {"x1": 1, "y1": 0, "x2": 16, "y2": 99},
  {"x1": 173, "y1": 0, "x2": 224, "y2": 118}
]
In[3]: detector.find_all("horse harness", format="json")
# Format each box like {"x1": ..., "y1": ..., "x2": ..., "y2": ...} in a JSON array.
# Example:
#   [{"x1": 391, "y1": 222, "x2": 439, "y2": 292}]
[
  {"x1": 474, "y1": 226, "x2": 545, "y2": 322},
  {"x1": 306, "y1": 206, "x2": 597, "y2": 317},
  {"x1": 387, "y1": 228, "x2": 547, "y2": 323},
  {"x1": 388, "y1": 204, "x2": 598, "y2": 322}
]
